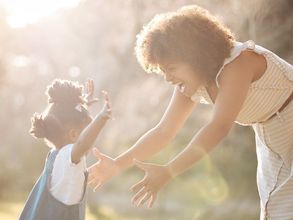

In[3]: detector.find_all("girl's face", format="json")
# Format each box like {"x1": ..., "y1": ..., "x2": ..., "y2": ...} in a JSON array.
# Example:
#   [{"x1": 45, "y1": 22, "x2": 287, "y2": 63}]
[{"x1": 161, "y1": 62, "x2": 201, "y2": 97}]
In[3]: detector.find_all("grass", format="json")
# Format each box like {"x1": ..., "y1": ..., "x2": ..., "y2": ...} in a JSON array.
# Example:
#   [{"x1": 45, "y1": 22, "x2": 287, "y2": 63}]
[
  {"x1": 0, "y1": 200, "x2": 144, "y2": 220},
  {"x1": 0, "y1": 201, "x2": 98, "y2": 220}
]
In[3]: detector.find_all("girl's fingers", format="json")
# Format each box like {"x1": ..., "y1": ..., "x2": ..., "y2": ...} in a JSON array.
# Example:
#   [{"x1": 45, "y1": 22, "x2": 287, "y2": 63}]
[
  {"x1": 87, "y1": 80, "x2": 90, "y2": 94},
  {"x1": 92, "y1": 79, "x2": 94, "y2": 90},
  {"x1": 87, "y1": 98, "x2": 99, "y2": 105},
  {"x1": 102, "y1": 91, "x2": 111, "y2": 108},
  {"x1": 130, "y1": 178, "x2": 147, "y2": 193},
  {"x1": 148, "y1": 194, "x2": 157, "y2": 208},
  {"x1": 90, "y1": 79, "x2": 94, "y2": 95}
]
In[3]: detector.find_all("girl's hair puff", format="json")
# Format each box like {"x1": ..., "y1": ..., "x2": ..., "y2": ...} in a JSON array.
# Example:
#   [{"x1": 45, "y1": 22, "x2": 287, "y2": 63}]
[{"x1": 30, "y1": 79, "x2": 92, "y2": 146}]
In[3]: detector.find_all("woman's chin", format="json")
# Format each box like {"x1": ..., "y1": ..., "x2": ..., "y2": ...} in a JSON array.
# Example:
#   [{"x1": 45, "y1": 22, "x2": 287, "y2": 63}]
[{"x1": 182, "y1": 89, "x2": 192, "y2": 98}]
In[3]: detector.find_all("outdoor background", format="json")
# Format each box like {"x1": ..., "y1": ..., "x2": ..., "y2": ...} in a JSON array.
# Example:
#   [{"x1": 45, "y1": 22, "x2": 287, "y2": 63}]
[{"x1": 0, "y1": 0, "x2": 292, "y2": 219}]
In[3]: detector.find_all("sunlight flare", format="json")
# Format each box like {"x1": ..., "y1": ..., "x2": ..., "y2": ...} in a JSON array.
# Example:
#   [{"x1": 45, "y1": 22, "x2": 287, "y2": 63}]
[{"x1": 1, "y1": 0, "x2": 81, "y2": 28}]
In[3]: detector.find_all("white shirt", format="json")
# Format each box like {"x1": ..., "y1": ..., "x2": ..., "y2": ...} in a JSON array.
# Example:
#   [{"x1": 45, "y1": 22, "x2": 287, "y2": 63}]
[{"x1": 49, "y1": 144, "x2": 87, "y2": 205}]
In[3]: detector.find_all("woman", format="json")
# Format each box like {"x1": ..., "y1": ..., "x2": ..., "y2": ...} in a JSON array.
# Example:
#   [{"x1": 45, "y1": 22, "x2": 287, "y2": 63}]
[{"x1": 88, "y1": 5, "x2": 293, "y2": 219}]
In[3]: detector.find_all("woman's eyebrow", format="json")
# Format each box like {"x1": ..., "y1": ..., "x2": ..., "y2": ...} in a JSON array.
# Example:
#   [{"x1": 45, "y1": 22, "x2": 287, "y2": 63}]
[
  {"x1": 159, "y1": 65, "x2": 168, "y2": 73},
  {"x1": 162, "y1": 63, "x2": 174, "y2": 72}
]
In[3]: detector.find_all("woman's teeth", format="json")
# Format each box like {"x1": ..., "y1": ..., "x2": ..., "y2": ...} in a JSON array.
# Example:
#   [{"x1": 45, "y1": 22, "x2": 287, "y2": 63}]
[
  {"x1": 172, "y1": 82, "x2": 186, "y2": 93},
  {"x1": 180, "y1": 84, "x2": 185, "y2": 93}
]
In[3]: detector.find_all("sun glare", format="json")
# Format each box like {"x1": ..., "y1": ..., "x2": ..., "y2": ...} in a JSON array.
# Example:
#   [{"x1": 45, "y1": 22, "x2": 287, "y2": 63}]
[{"x1": 1, "y1": 0, "x2": 81, "y2": 28}]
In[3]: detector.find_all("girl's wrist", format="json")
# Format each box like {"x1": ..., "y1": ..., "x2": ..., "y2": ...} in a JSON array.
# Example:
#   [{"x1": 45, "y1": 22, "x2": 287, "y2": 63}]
[{"x1": 98, "y1": 111, "x2": 111, "y2": 120}]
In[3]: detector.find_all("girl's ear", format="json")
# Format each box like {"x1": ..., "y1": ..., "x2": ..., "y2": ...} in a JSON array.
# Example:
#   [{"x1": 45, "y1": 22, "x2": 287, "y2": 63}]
[{"x1": 68, "y1": 129, "x2": 80, "y2": 142}]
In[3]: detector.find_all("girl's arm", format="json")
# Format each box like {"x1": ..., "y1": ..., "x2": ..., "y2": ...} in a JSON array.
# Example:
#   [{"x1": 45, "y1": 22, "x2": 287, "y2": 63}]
[
  {"x1": 131, "y1": 51, "x2": 257, "y2": 207},
  {"x1": 87, "y1": 86, "x2": 197, "y2": 189},
  {"x1": 71, "y1": 91, "x2": 111, "y2": 164}
]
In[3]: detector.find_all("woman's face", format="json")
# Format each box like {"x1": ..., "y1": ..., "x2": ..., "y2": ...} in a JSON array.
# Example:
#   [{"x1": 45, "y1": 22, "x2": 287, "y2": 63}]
[{"x1": 161, "y1": 62, "x2": 201, "y2": 97}]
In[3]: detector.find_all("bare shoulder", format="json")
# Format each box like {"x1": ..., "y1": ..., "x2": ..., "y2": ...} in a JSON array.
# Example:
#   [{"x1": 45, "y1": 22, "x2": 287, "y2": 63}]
[{"x1": 218, "y1": 50, "x2": 266, "y2": 87}]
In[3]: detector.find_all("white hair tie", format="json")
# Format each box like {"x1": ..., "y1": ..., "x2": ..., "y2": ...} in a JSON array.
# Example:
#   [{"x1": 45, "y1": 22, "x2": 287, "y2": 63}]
[{"x1": 75, "y1": 104, "x2": 83, "y2": 112}]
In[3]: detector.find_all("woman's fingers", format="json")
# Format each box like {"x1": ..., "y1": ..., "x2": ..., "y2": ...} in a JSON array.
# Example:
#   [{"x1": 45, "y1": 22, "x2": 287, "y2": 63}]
[
  {"x1": 87, "y1": 171, "x2": 95, "y2": 182},
  {"x1": 87, "y1": 168, "x2": 100, "y2": 183},
  {"x1": 87, "y1": 163, "x2": 98, "y2": 175},
  {"x1": 93, "y1": 181, "x2": 103, "y2": 192},
  {"x1": 87, "y1": 176, "x2": 104, "y2": 192},
  {"x1": 130, "y1": 178, "x2": 147, "y2": 193},
  {"x1": 92, "y1": 148, "x2": 110, "y2": 163},
  {"x1": 87, "y1": 177, "x2": 99, "y2": 186},
  {"x1": 148, "y1": 194, "x2": 157, "y2": 208},
  {"x1": 131, "y1": 186, "x2": 148, "y2": 204},
  {"x1": 137, "y1": 192, "x2": 152, "y2": 207},
  {"x1": 92, "y1": 148, "x2": 103, "y2": 160}
]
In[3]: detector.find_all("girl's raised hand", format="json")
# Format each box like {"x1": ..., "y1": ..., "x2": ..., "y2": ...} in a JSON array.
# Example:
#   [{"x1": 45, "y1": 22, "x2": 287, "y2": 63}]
[
  {"x1": 99, "y1": 90, "x2": 112, "y2": 119},
  {"x1": 84, "y1": 78, "x2": 99, "y2": 106},
  {"x1": 130, "y1": 159, "x2": 172, "y2": 208}
]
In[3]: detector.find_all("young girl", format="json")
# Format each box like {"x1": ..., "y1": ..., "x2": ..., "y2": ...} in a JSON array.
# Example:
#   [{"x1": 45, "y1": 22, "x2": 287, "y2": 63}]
[
  {"x1": 19, "y1": 79, "x2": 112, "y2": 220},
  {"x1": 88, "y1": 5, "x2": 293, "y2": 220}
]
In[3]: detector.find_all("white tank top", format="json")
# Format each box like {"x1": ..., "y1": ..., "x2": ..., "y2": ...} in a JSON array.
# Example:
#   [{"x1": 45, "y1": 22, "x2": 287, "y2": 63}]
[{"x1": 191, "y1": 40, "x2": 293, "y2": 126}]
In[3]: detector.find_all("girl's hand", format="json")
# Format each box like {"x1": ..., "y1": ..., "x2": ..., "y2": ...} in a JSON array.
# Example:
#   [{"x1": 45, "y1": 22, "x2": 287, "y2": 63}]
[
  {"x1": 87, "y1": 148, "x2": 120, "y2": 191},
  {"x1": 99, "y1": 90, "x2": 112, "y2": 120},
  {"x1": 84, "y1": 79, "x2": 99, "y2": 106},
  {"x1": 130, "y1": 159, "x2": 172, "y2": 208}
]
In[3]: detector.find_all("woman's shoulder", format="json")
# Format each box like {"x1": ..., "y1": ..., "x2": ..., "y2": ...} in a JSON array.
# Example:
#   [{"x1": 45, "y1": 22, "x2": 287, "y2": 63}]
[{"x1": 216, "y1": 40, "x2": 268, "y2": 86}]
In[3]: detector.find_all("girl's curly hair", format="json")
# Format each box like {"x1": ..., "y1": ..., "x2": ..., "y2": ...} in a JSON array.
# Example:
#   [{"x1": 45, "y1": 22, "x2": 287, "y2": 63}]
[{"x1": 30, "y1": 79, "x2": 92, "y2": 145}]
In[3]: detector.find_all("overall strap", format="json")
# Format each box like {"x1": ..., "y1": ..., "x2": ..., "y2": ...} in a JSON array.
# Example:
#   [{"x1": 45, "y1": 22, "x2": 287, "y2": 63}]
[{"x1": 45, "y1": 150, "x2": 59, "y2": 174}]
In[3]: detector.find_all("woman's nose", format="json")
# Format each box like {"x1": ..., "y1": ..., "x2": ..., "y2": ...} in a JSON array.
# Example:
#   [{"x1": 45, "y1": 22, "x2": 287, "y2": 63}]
[{"x1": 164, "y1": 74, "x2": 172, "y2": 82}]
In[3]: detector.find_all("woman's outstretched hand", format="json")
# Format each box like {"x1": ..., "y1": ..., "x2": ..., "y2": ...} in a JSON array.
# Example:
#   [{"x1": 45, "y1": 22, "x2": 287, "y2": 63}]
[
  {"x1": 130, "y1": 159, "x2": 172, "y2": 208},
  {"x1": 87, "y1": 148, "x2": 120, "y2": 191}
]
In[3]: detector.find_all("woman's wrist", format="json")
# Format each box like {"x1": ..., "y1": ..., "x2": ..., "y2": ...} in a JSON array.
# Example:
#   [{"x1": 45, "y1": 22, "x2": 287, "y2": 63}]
[
  {"x1": 164, "y1": 163, "x2": 176, "y2": 179},
  {"x1": 113, "y1": 156, "x2": 125, "y2": 173},
  {"x1": 114, "y1": 154, "x2": 142, "y2": 172}
]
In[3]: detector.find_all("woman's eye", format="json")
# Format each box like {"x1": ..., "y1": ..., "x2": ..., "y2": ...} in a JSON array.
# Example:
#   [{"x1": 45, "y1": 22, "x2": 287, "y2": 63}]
[{"x1": 167, "y1": 67, "x2": 176, "y2": 73}]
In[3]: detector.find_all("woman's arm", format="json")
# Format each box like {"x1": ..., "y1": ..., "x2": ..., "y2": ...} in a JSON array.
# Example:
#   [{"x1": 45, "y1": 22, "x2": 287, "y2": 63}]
[
  {"x1": 131, "y1": 51, "x2": 256, "y2": 207},
  {"x1": 167, "y1": 51, "x2": 257, "y2": 176},
  {"x1": 115, "y1": 86, "x2": 197, "y2": 170},
  {"x1": 71, "y1": 91, "x2": 111, "y2": 164},
  {"x1": 87, "y1": 86, "x2": 197, "y2": 189}
]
